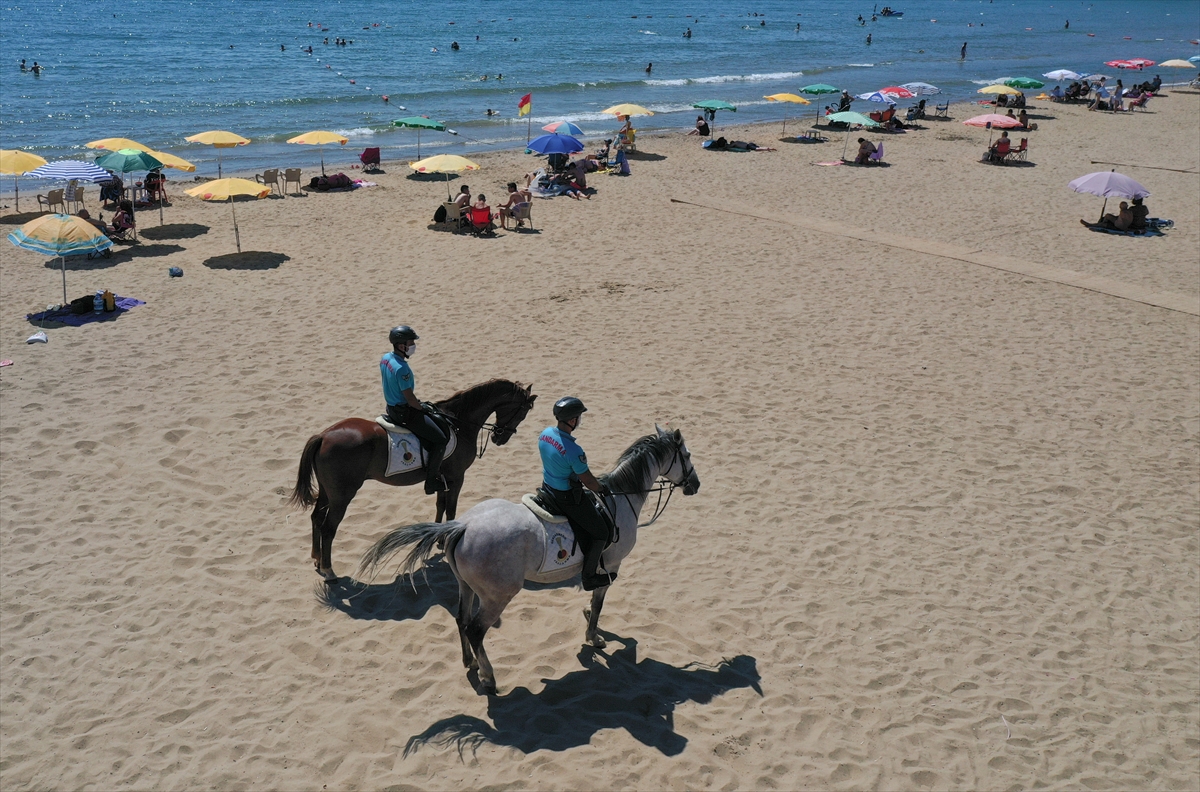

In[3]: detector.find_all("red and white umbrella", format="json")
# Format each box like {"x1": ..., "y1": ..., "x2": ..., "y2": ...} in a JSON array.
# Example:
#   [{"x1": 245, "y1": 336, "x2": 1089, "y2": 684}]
[
  {"x1": 1105, "y1": 58, "x2": 1155, "y2": 69},
  {"x1": 879, "y1": 86, "x2": 915, "y2": 99}
]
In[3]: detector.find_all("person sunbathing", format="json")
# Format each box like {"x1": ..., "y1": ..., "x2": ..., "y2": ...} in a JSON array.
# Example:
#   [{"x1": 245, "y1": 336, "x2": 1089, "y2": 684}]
[
  {"x1": 77, "y1": 209, "x2": 110, "y2": 235},
  {"x1": 1081, "y1": 201, "x2": 1132, "y2": 231},
  {"x1": 1130, "y1": 197, "x2": 1149, "y2": 232},
  {"x1": 1017, "y1": 109, "x2": 1029, "y2": 128},
  {"x1": 688, "y1": 115, "x2": 711, "y2": 136}
]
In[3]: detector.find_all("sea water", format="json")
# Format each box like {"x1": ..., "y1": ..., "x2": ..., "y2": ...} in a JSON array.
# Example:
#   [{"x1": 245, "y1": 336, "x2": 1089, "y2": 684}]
[{"x1": 1, "y1": 0, "x2": 1196, "y2": 179}]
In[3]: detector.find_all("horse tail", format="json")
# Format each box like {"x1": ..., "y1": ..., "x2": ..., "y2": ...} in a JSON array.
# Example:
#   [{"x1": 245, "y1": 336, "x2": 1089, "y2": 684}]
[
  {"x1": 288, "y1": 433, "x2": 323, "y2": 510},
  {"x1": 358, "y1": 521, "x2": 466, "y2": 579}
]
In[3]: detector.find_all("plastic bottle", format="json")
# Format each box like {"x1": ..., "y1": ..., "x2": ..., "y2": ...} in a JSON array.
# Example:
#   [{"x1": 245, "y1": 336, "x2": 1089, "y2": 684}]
[{"x1": 93, "y1": 291, "x2": 104, "y2": 313}]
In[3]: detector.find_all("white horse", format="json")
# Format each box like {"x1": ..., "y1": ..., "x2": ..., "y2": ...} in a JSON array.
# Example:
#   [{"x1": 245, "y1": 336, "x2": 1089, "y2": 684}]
[{"x1": 359, "y1": 425, "x2": 700, "y2": 693}]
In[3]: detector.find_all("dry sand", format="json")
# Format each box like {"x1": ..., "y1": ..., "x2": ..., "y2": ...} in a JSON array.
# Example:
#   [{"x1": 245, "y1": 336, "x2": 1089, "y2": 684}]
[{"x1": 2, "y1": 92, "x2": 1198, "y2": 790}]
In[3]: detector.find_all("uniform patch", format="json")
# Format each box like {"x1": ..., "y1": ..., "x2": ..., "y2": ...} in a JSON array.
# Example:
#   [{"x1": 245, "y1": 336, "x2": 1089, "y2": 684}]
[{"x1": 578, "y1": 453, "x2": 587, "y2": 464}]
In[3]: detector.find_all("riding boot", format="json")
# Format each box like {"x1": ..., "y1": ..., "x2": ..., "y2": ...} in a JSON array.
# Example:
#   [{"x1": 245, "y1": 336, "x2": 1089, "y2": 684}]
[
  {"x1": 581, "y1": 541, "x2": 616, "y2": 591},
  {"x1": 423, "y1": 443, "x2": 447, "y2": 495}
]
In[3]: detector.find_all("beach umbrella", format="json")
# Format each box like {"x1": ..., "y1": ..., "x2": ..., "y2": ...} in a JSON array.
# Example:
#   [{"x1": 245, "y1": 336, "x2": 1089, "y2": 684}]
[
  {"x1": 600, "y1": 103, "x2": 654, "y2": 117},
  {"x1": 692, "y1": 100, "x2": 737, "y2": 137},
  {"x1": 184, "y1": 130, "x2": 250, "y2": 178},
  {"x1": 542, "y1": 121, "x2": 585, "y2": 136},
  {"x1": 857, "y1": 91, "x2": 897, "y2": 105},
  {"x1": 287, "y1": 131, "x2": 348, "y2": 176},
  {"x1": 85, "y1": 137, "x2": 151, "y2": 152},
  {"x1": 1107, "y1": 58, "x2": 1155, "y2": 69},
  {"x1": 7, "y1": 213, "x2": 112, "y2": 303},
  {"x1": 1068, "y1": 169, "x2": 1150, "y2": 223},
  {"x1": 1083, "y1": 74, "x2": 1110, "y2": 83},
  {"x1": 95, "y1": 148, "x2": 164, "y2": 233},
  {"x1": 1043, "y1": 70, "x2": 1083, "y2": 81},
  {"x1": 879, "y1": 86, "x2": 915, "y2": 98},
  {"x1": 0, "y1": 149, "x2": 48, "y2": 212},
  {"x1": 1189, "y1": 56, "x2": 1200, "y2": 64},
  {"x1": 978, "y1": 84, "x2": 1021, "y2": 95},
  {"x1": 800, "y1": 84, "x2": 840, "y2": 95},
  {"x1": 1005, "y1": 77, "x2": 1045, "y2": 89},
  {"x1": 26, "y1": 160, "x2": 112, "y2": 183},
  {"x1": 409, "y1": 154, "x2": 481, "y2": 199},
  {"x1": 900, "y1": 82, "x2": 941, "y2": 96},
  {"x1": 765, "y1": 93, "x2": 810, "y2": 135},
  {"x1": 184, "y1": 178, "x2": 270, "y2": 253},
  {"x1": 526, "y1": 133, "x2": 584, "y2": 155},
  {"x1": 962, "y1": 114, "x2": 1022, "y2": 128},
  {"x1": 1159, "y1": 59, "x2": 1194, "y2": 69},
  {"x1": 146, "y1": 150, "x2": 196, "y2": 172},
  {"x1": 825, "y1": 112, "x2": 882, "y2": 159},
  {"x1": 392, "y1": 116, "x2": 446, "y2": 160}
]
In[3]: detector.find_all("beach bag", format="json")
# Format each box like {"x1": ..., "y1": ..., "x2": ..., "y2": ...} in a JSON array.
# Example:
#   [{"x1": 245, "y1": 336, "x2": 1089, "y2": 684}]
[
  {"x1": 433, "y1": 204, "x2": 447, "y2": 223},
  {"x1": 327, "y1": 173, "x2": 353, "y2": 190}
]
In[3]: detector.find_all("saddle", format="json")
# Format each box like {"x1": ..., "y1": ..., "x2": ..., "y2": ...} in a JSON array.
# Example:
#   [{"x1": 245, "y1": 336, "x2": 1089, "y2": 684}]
[{"x1": 375, "y1": 407, "x2": 457, "y2": 477}]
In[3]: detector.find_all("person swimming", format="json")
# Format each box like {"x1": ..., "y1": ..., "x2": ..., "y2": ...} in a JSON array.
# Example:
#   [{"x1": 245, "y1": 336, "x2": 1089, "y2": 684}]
[{"x1": 645, "y1": 62, "x2": 652, "y2": 73}]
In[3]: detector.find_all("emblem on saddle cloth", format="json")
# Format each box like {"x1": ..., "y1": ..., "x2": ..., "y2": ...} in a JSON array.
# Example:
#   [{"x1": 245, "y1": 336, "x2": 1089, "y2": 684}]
[
  {"x1": 521, "y1": 494, "x2": 584, "y2": 576},
  {"x1": 376, "y1": 417, "x2": 457, "y2": 477}
]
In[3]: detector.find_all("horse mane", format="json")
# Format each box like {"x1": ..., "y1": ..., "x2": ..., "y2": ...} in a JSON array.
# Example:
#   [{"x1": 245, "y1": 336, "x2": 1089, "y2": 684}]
[
  {"x1": 599, "y1": 432, "x2": 675, "y2": 494},
  {"x1": 436, "y1": 379, "x2": 523, "y2": 417}
]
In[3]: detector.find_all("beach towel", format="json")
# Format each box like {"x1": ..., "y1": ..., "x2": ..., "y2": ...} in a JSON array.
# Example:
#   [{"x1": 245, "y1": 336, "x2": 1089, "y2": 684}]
[
  {"x1": 1086, "y1": 224, "x2": 1166, "y2": 238},
  {"x1": 26, "y1": 296, "x2": 145, "y2": 327}
]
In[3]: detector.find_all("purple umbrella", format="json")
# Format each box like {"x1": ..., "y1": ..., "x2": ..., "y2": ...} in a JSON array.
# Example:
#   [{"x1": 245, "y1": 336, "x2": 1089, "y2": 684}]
[{"x1": 1068, "y1": 169, "x2": 1150, "y2": 222}]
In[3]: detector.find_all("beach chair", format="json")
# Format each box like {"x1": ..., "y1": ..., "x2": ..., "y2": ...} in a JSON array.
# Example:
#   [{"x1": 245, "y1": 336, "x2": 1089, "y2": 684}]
[
  {"x1": 869, "y1": 141, "x2": 885, "y2": 164},
  {"x1": 64, "y1": 181, "x2": 85, "y2": 213},
  {"x1": 511, "y1": 201, "x2": 533, "y2": 231},
  {"x1": 933, "y1": 101, "x2": 949, "y2": 118},
  {"x1": 1005, "y1": 138, "x2": 1028, "y2": 162},
  {"x1": 283, "y1": 168, "x2": 304, "y2": 195},
  {"x1": 255, "y1": 168, "x2": 283, "y2": 196},
  {"x1": 468, "y1": 207, "x2": 496, "y2": 237},
  {"x1": 37, "y1": 188, "x2": 65, "y2": 213},
  {"x1": 617, "y1": 128, "x2": 637, "y2": 152},
  {"x1": 1129, "y1": 94, "x2": 1149, "y2": 112},
  {"x1": 360, "y1": 147, "x2": 381, "y2": 172},
  {"x1": 441, "y1": 201, "x2": 467, "y2": 231}
]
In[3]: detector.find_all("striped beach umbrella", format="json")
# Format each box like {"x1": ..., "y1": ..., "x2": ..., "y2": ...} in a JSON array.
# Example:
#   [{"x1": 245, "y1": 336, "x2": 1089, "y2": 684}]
[
  {"x1": 26, "y1": 160, "x2": 112, "y2": 183},
  {"x1": 8, "y1": 213, "x2": 113, "y2": 303}
]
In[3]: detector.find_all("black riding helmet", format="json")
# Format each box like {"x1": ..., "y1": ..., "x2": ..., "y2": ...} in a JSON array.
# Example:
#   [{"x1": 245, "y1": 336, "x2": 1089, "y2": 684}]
[
  {"x1": 553, "y1": 396, "x2": 587, "y2": 422},
  {"x1": 389, "y1": 325, "x2": 419, "y2": 346}
]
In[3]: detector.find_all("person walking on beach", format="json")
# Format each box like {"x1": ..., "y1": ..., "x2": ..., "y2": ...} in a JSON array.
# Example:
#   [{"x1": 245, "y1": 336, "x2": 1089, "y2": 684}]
[
  {"x1": 961, "y1": 41, "x2": 967, "y2": 60},
  {"x1": 381, "y1": 325, "x2": 449, "y2": 495},
  {"x1": 538, "y1": 397, "x2": 615, "y2": 591}
]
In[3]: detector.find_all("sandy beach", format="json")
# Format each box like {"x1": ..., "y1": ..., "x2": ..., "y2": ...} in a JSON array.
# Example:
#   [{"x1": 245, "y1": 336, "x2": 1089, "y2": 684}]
[{"x1": 2, "y1": 92, "x2": 1198, "y2": 791}]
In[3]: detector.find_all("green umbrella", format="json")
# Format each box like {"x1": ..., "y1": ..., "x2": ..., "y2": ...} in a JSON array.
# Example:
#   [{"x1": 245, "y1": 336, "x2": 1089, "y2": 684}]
[
  {"x1": 802, "y1": 84, "x2": 841, "y2": 125},
  {"x1": 692, "y1": 100, "x2": 737, "y2": 137},
  {"x1": 824, "y1": 112, "x2": 883, "y2": 159},
  {"x1": 94, "y1": 148, "x2": 164, "y2": 234},
  {"x1": 393, "y1": 116, "x2": 447, "y2": 159},
  {"x1": 1004, "y1": 77, "x2": 1044, "y2": 89}
]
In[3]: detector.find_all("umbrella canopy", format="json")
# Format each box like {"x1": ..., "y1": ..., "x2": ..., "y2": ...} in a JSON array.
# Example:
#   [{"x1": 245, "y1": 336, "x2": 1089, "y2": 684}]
[
  {"x1": 0, "y1": 149, "x2": 48, "y2": 213},
  {"x1": 409, "y1": 154, "x2": 481, "y2": 199},
  {"x1": 8, "y1": 213, "x2": 113, "y2": 303},
  {"x1": 764, "y1": 93, "x2": 811, "y2": 104},
  {"x1": 1190, "y1": 56, "x2": 1200, "y2": 64},
  {"x1": 85, "y1": 137, "x2": 151, "y2": 152},
  {"x1": 526, "y1": 133, "x2": 584, "y2": 155},
  {"x1": 1159, "y1": 59, "x2": 1194, "y2": 69},
  {"x1": 26, "y1": 160, "x2": 113, "y2": 183},
  {"x1": 1068, "y1": 171, "x2": 1150, "y2": 199},
  {"x1": 800, "y1": 84, "x2": 840, "y2": 95},
  {"x1": 185, "y1": 130, "x2": 249, "y2": 178},
  {"x1": 978, "y1": 84, "x2": 1021, "y2": 95},
  {"x1": 1043, "y1": 69, "x2": 1083, "y2": 81},
  {"x1": 900, "y1": 82, "x2": 941, "y2": 95},
  {"x1": 185, "y1": 178, "x2": 270, "y2": 253},
  {"x1": 1005, "y1": 77, "x2": 1045, "y2": 89},
  {"x1": 826, "y1": 111, "x2": 881, "y2": 127},
  {"x1": 146, "y1": 150, "x2": 196, "y2": 172},
  {"x1": 693, "y1": 100, "x2": 737, "y2": 112},
  {"x1": 392, "y1": 117, "x2": 446, "y2": 160},
  {"x1": 857, "y1": 91, "x2": 897, "y2": 105},
  {"x1": 1106, "y1": 58, "x2": 1155, "y2": 69},
  {"x1": 94, "y1": 148, "x2": 163, "y2": 174},
  {"x1": 879, "y1": 86, "x2": 915, "y2": 98},
  {"x1": 1083, "y1": 74, "x2": 1110, "y2": 82},
  {"x1": 600, "y1": 103, "x2": 654, "y2": 117},
  {"x1": 287, "y1": 131, "x2": 348, "y2": 175},
  {"x1": 543, "y1": 121, "x2": 585, "y2": 136},
  {"x1": 962, "y1": 114, "x2": 1022, "y2": 128}
]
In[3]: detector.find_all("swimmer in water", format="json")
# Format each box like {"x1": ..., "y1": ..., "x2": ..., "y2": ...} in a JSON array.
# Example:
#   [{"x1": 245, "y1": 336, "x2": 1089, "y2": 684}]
[
  {"x1": 451, "y1": 41, "x2": 459, "y2": 50},
  {"x1": 486, "y1": 109, "x2": 497, "y2": 116},
  {"x1": 866, "y1": 33, "x2": 872, "y2": 45},
  {"x1": 1065, "y1": 19, "x2": 1069, "y2": 29},
  {"x1": 480, "y1": 74, "x2": 488, "y2": 80},
  {"x1": 280, "y1": 44, "x2": 285, "y2": 51},
  {"x1": 19, "y1": 58, "x2": 26, "y2": 71},
  {"x1": 496, "y1": 73, "x2": 502, "y2": 80},
  {"x1": 961, "y1": 41, "x2": 967, "y2": 59},
  {"x1": 646, "y1": 62, "x2": 652, "y2": 73}
]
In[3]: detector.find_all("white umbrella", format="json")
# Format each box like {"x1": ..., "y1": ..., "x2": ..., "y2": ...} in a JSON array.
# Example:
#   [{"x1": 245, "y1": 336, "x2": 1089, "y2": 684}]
[
  {"x1": 1069, "y1": 169, "x2": 1150, "y2": 223},
  {"x1": 1043, "y1": 69, "x2": 1083, "y2": 81},
  {"x1": 900, "y1": 82, "x2": 941, "y2": 95},
  {"x1": 25, "y1": 160, "x2": 112, "y2": 183},
  {"x1": 856, "y1": 91, "x2": 897, "y2": 105}
]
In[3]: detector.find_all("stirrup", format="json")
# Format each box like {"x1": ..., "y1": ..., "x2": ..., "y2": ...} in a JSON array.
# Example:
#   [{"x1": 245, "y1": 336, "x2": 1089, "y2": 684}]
[
  {"x1": 424, "y1": 475, "x2": 447, "y2": 495},
  {"x1": 582, "y1": 572, "x2": 616, "y2": 591}
]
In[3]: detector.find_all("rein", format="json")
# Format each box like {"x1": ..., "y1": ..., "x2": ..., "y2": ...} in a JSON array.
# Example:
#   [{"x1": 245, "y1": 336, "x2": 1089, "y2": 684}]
[
  {"x1": 441, "y1": 410, "x2": 521, "y2": 460},
  {"x1": 605, "y1": 444, "x2": 694, "y2": 528}
]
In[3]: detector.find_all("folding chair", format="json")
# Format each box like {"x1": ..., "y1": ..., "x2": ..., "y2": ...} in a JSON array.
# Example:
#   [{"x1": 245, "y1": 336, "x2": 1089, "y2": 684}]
[
  {"x1": 869, "y1": 141, "x2": 885, "y2": 164},
  {"x1": 255, "y1": 168, "x2": 283, "y2": 196},
  {"x1": 1005, "y1": 138, "x2": 1028, "y2": 162},
  {"x1": 468, "y1": 207, "x2": 496, "y2": 236},
  {"x1": 360, "y1": 147, "x2": 381, "y2": 172},
  {"x1": 933, "y1": 101, "x2": 950, "y2": 118}
]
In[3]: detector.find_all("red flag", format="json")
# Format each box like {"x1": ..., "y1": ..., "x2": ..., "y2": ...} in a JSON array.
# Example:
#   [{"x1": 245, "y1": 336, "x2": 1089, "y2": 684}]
[{"x1": 518, "y1": 93, "x2": 532, "y2": 116}]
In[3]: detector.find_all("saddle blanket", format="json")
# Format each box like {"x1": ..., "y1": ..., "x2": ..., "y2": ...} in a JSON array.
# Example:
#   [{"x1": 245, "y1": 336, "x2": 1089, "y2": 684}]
[
  {"x1": 377, "y1": 417, "x2": 457, "y2": 477},
  {"x1": 522, "y1": 494, "x2": 585, "y2": 577}
]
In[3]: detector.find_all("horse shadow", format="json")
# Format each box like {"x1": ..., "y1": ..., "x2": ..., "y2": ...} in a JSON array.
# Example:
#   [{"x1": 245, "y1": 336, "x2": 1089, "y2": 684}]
[
  {"x1": 316, "y1": 556, "x2": 460, "y2": 622},
  {"x1": 405, "y1": 636, "x2": 760, "y2": 758}
]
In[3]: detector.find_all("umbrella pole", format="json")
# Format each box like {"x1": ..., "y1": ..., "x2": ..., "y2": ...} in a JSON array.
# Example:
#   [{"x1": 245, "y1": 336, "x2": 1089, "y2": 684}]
[
  {"x1": 417, "y1": 130, "x2": 421, "y2": 160},
  {"x1": 230, "y1": 197, "x2": 242, "y2": 253},
  {"x1": 60, "y1": 256, "x2": 67, "y2": 305},
  {"x1": 218, "y1": 150, "x2": 223, "y2": 179},
  {"x1": 843, "y1": 128, "x2": 852, "y2": 160},
  {"x1": 1099, "y1": 197, "x2": 1108, "y2": 224},
  {"x1": 320, "y1": 149, "x2": 326, "y2": 177},
  {"x1": 445, "y1": 172, "x2": 451, "y2": 200},
  {"x1": 14, "y1": 176, "x2": 19, "y2": 213}
]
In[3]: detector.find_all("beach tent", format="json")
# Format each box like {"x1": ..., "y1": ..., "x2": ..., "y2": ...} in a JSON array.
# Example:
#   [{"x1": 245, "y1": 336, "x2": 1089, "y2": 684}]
[
  {"x1": 7, "y1": 213, "x2": 112, "y2": 303},
  {"x1": 0, "y1": 149, "x2": 48, "y2": 212}
]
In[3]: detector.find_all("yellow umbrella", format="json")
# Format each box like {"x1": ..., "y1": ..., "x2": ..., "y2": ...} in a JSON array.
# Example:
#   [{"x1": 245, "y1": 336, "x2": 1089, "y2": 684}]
[
  {"x1": 184, "y1": 130, "x2": 250, "y2": 178},
  {"x1": 146, "y1": 150, "x2": 195, "y2": 172},
  {"x1": 410, "y1": 154, "x2": 481, "y2": 198},
  {"x1": 0, "y1": 149, "x2": 49, "y2": 212},
  {"x1": 287, "y1": 131, "x2": 349, "y2": 175},
  {"x1": 1160, "y1": 59, "x2": 1194, "y2": 69},
  {"x1": 765, "y1": 93, "x2": 812, "y2": 135},
  {"x1": 7, "y1": 213, "x2": 113, "y2": 303},
  {"x1": 978, "y1": 84, "x2": 1021, "y2": 95},
  {"x1": 185, "y1": 178, "x2": 270, "y2": 253},
  {"x1": 85, "y1": 137, "x2": 151, "y2": 152},
  {"x1": 600, "y1": 103, "x2": 654, "y2": 117}
]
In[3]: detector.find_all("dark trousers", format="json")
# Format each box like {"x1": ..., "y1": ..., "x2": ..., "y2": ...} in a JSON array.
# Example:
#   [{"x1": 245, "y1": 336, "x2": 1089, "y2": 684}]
[{"x1": 387, "y1": 404, "x2": 449, "y2": 482}]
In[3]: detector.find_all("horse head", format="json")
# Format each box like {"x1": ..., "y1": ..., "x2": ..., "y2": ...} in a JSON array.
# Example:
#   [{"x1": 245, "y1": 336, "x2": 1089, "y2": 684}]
[
  {"x1": 656, "y1": 424, "x2": 700, "y2": 495},
  {"x1": 491, "y1": 382, "x2": 537, "y2": 446}
]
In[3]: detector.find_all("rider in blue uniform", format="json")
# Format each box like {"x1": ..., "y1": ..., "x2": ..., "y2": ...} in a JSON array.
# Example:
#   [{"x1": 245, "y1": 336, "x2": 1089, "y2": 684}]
[
  {"x1": 381, "y1": 325, "x2": 448, "y2": 495},
  {"x1": 538, "y1": 396, "x2": 615, "y2": 591}
]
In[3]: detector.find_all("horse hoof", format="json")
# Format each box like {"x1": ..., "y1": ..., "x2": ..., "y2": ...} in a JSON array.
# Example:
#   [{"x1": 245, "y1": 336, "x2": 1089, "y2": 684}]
[
  {"x1": 480, "y1": 680, "x2": 497, "y2": 695},
  {"x1": 319, "y1": 568, "x2": 339, "y2": 584},
  {"x1": 586, "y1": 633, "x2": 606, "y2": 649}
]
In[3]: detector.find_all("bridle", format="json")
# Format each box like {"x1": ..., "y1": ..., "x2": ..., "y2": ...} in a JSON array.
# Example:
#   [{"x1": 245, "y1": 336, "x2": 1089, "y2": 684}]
[
  {"x1": 460, "y1": 404, "x2": 526, "y2": 459},
  {"x1": 606, "y1": 442, "x2": 696, "y2": 528}
]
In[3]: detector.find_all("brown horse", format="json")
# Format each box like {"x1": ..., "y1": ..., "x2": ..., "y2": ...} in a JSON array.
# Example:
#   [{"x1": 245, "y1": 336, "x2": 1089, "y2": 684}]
[{"x1": 290, "y1": 379, "x2": 537, "y2": 582}]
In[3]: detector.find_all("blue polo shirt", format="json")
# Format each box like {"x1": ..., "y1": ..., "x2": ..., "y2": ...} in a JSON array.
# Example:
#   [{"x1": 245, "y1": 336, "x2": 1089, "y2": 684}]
[
  {"x1": 539, "y1": 425, "x2": 590, "y2": 490},
  {"x1": 380, "y1": 351, "x2": 414, "y2": 406}
]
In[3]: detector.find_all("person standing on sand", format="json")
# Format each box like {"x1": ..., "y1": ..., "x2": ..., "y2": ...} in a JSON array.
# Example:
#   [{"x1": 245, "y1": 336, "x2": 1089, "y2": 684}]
[
  {"x1": 538, "y1": 397, "x2": 615, "y2": 591},
  {"x1": 381, "y1": 325, "x2": 448, "y2": 495}
]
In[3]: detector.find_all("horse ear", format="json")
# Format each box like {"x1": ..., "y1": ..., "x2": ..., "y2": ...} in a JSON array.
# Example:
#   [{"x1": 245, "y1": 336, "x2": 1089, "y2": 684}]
[
  {"x1": 656, "y1": 423, "x2": 668, "y2": 437},
  {"x1": 528, "y1": 394, "x2": 538, "y2": 404},
  {"x1": 673, "y1": 428, "x2": 682, "y2": 442}
]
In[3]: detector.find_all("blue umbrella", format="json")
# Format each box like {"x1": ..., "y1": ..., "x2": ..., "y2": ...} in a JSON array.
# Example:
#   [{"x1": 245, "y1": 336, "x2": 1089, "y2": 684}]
[
  {"x1": 525, "y1": 133, "x2": 584, "y2": 155},
  {"x1": 857, "y1": 91, "x2": 897, "y2": 105},
  {"x1": 543, "y1": 120, "x2": 585, "y2": 137},
  {"x1": 26, "y1": 160, "x2": 112, "y2": 183}
]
